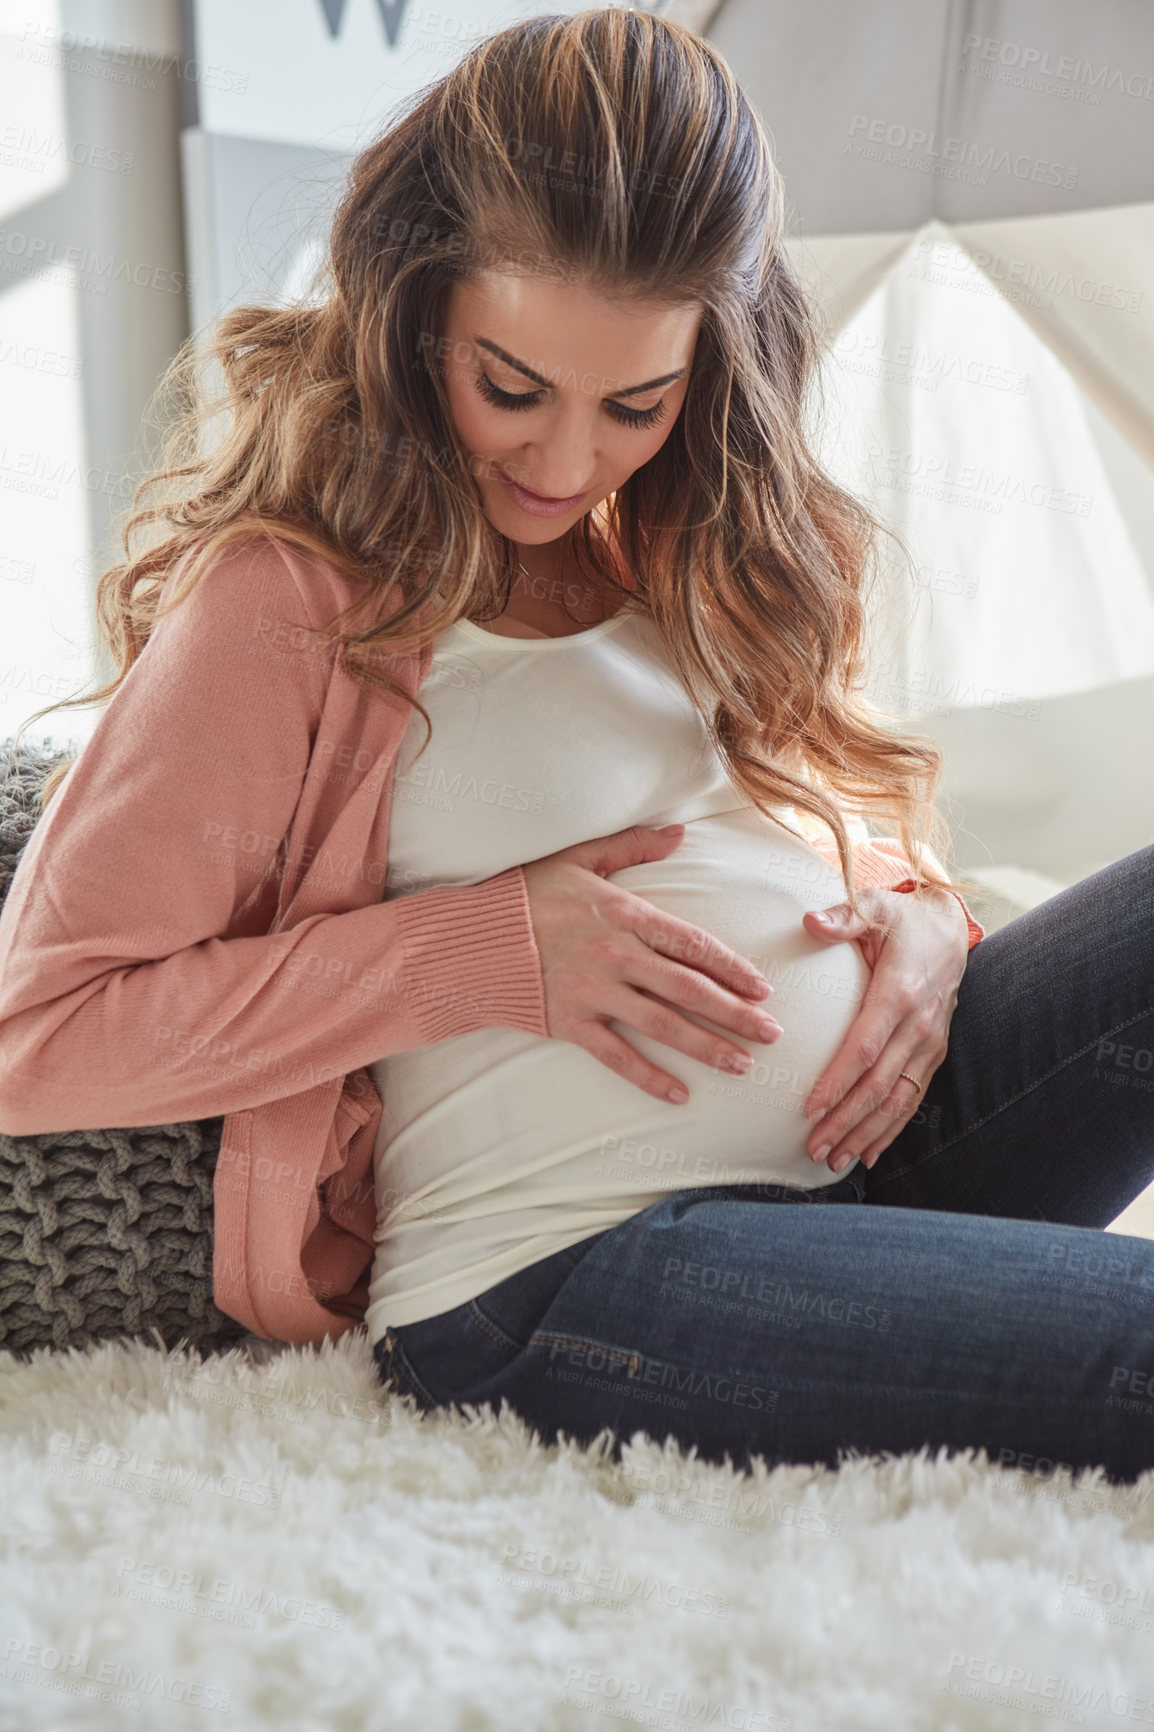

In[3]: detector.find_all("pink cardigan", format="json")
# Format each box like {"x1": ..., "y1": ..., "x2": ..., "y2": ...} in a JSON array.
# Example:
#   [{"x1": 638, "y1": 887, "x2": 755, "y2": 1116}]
[{"x1": 0, "y1": 535, "x2": 982, "y2": 1343}]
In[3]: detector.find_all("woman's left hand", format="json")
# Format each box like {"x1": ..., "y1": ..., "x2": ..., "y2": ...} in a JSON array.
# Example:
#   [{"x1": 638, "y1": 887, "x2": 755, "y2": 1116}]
[{"x1": 799, "y1": 885, "x2": 971, "y2": 1174}]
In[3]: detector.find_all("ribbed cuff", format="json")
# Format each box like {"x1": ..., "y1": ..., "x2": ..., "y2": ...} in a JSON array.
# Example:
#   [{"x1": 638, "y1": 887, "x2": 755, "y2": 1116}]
[
  {"x1": 816, "y1": 836, "x2": 985, "y2": 949},
  {"x1": 888, "y1": 877, "x2": 985, "y2": 950},
  {"x1": 389, "y1": 865, "x2": 550, "y2": 1043},
  {"x1": 846, "y1": 842, "x2": 921, "y2": 891}
]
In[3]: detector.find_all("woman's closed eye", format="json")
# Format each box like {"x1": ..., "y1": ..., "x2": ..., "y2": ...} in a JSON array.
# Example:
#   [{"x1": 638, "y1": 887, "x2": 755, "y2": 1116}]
[{"x1": 473, "y1": 368, "x2": 667, "y2": 430}]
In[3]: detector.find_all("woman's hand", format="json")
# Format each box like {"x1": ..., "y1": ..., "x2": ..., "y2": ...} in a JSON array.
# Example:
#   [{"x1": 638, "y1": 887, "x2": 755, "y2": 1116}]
[
  {"x1": 522, "y1": 823, "x2": 784, "y2": 1104},
  {"x1": 800, "y1": 885, "x2": 970, "y2": 1174}
]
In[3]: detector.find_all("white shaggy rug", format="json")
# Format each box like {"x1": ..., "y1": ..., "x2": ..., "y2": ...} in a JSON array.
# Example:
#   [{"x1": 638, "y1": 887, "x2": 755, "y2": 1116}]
[{"x1": 3, "y1": 1329, "x2": 1154, "y2": 1732}]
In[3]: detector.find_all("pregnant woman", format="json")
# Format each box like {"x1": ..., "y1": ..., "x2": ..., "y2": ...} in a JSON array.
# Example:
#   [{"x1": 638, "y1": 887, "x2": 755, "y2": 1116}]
[{"x1": 2, "y1": 10, "x2": 1153, "y2": 1486}]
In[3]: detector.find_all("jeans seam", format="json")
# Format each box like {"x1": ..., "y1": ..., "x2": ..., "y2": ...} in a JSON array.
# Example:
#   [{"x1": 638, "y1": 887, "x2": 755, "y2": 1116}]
[
  {"x1": 467, "y1": 1299, "x2": 527, "y2": 1355},
  {"x1": 871, "y1": 996, "x2": 1154, "y2": 1194},
  {"x1": 381, "y1": 1331, "x2": 439, "y2": 1411}
]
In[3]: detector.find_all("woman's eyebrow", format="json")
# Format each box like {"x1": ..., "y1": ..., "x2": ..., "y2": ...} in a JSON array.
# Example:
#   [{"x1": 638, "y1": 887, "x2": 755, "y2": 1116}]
[{"x1": 475, "y1": 336, "x2": 686, "y2": 397}]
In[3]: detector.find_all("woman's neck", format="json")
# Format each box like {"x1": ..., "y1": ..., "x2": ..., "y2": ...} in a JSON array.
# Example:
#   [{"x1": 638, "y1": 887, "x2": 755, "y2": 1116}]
[{"x1": 472, "y1": 538, "x2": 637, "y2": 638}]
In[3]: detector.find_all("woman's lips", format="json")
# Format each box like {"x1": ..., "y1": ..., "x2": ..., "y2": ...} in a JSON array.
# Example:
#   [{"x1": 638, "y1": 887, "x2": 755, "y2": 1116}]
[{"x1": 497, "y1": 469, "x2": 588, "y2": 518}]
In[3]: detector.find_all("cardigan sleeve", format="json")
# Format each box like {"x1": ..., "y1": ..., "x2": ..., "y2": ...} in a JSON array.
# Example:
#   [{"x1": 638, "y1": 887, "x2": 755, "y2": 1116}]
[
  {"x1": 788, "y1": 809, "x2": 984, "y2": 950},
  {"x1": 860, "y1": 838, "x2": 985, "y2": 950},
  {"x1": 0, "y1": 538, "x2": 548, "y2": 1138}
]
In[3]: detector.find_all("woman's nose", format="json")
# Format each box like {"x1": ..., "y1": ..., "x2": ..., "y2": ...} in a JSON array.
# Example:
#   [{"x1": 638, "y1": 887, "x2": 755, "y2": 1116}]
[
  {"x1": 511, "y1": 409, "x2": 599, "y2": 499},
  {"x1": 509, "y1": 447, "x2": 596, "y2": 500}
]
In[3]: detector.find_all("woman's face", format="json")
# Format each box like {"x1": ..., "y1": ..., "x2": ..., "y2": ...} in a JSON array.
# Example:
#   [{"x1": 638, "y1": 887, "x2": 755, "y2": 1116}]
[{"x1": 438, "y1": 268, "x2": 702, "y2": 548}]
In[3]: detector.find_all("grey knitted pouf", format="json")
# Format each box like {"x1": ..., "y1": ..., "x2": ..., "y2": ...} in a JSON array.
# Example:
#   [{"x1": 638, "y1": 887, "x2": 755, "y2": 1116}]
[{"x1": 0, "y1": 735, "x2": 248, "y2": 1359}]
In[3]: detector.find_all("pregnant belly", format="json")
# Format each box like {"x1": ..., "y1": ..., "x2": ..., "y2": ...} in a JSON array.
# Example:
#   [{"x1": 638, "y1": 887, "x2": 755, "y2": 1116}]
[
  {"x1": 371, "y1": 806, "x2": 872, "y2": 1219},
  {"x1": 595, "y1": 806, "x2": 870, "y2": 1180}
]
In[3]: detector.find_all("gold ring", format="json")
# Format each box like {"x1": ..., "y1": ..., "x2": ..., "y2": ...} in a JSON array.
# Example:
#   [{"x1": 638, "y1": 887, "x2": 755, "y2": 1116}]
[{"x1": 898, "y1": 1071, "x2": 923, "y2": 1092}]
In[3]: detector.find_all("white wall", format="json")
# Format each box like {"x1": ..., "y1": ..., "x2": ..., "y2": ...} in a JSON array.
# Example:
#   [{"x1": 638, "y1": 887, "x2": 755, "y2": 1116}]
[{"x1": 0, "y1": 0, "x2": 187, "y2": 746}]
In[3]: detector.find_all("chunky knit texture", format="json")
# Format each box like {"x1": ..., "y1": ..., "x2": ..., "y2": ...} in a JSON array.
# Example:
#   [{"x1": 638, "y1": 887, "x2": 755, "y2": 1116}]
[{"x1": 0, "y1": 736, "x2": 245, "y2": 1358}]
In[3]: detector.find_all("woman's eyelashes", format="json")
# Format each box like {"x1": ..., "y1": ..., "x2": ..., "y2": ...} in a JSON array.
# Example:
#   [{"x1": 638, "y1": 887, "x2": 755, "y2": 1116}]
[{"x1": 473, "y1": 368, "x2": 667, "y2": 429}]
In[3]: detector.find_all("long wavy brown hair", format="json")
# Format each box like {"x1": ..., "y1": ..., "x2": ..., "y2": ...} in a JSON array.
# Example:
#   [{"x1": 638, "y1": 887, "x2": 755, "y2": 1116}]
[{"x1": 12, "y1": 6, "x2": 983, "y2": 928}]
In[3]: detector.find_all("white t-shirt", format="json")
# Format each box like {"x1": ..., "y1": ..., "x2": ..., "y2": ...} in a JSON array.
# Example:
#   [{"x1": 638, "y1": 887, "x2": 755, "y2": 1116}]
[{"x1": 364, "y1": 608, "x2": 868, "y2": 1336}]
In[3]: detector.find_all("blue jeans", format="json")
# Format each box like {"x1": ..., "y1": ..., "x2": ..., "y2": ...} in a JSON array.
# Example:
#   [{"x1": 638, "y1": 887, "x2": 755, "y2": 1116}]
[{"x1": 374, "y1": 844, "x2": 1154, "y2": 1484}]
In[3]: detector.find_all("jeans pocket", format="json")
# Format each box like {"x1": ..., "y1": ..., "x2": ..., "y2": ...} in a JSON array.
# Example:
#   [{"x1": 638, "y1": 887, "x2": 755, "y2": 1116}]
[
  {"x1": 378, "y1": 1303, "x2": 526, "y2": 1411},
  {"x1": 374, "y1": 1328, "x2": 437, "y2": 1410},
  {"x1": 380, "y1": 1232, "x2": 611, "y2": 1410}
]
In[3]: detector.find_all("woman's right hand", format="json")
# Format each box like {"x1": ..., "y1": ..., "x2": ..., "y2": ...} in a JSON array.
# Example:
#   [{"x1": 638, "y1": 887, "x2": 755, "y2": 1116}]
[{"x1": 521, "y1": 823, "x2": 783, "y2": 1104}]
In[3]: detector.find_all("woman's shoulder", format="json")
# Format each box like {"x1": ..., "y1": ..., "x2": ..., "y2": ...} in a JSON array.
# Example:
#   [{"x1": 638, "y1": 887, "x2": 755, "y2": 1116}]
[{"x1": 170, "y1": 521, "x2": 409, "y2": 643}]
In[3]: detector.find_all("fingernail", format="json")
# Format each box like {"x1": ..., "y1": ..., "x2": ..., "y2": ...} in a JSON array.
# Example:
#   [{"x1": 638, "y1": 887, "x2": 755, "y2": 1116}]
[
  {"x1": 831, "y1": 1152, "x2": 853, "y2": 1174},
  {"x1": 812, "y1": 1144, "x2": 831, "y2": 1165},
  {"x1": 667, "y1": 1086, "x2": 689, "y2": 1105}
]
